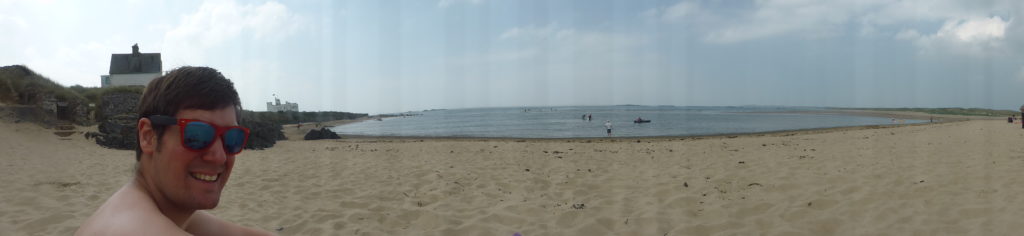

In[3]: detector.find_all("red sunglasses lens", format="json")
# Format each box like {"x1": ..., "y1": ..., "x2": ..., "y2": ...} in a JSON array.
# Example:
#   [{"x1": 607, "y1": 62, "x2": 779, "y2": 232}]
[
  {"x1": 183, "y1": 122, "x2": 216, "y2": 151},
  {"x1": 182, "y1": 121, "x2": 247, "y2": 154}
]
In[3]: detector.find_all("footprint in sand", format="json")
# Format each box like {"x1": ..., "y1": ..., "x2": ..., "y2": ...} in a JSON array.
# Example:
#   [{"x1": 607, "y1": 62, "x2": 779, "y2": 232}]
[
  {"x1": 807, "y1": 198, "x2": 839, "y2": 210},
  {"x1": 956, "y1": 207, "x2": 993, "y2": 220},
  {"x1": 733, "y1": 202, "x2": 775, "y2": 219}
]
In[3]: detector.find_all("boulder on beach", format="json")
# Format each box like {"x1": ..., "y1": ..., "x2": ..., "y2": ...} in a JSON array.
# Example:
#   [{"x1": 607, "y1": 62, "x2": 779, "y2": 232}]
[
  {"x1": 304, "y1": 128, "x2": 341, "y2": 140},
  {"x1": 241, "y1": 118, "x2": 285, "y2": 150}
]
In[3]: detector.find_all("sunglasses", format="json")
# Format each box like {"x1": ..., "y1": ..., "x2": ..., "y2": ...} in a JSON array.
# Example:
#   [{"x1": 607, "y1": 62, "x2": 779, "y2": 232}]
[{"x1": 148, "y1": 115, "x2": 250, "y2": 155}]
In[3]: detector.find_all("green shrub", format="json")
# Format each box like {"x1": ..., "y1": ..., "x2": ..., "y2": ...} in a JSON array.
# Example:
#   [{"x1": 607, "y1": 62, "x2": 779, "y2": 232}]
[{"x1": 0, "y1": 65, "x2": 85, "y2": 105}]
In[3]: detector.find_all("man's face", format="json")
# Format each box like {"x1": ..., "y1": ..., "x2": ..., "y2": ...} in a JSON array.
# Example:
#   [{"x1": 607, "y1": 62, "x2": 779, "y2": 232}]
[{"x1": 144, "y1": 107, "x2": 238, "y2": 210}]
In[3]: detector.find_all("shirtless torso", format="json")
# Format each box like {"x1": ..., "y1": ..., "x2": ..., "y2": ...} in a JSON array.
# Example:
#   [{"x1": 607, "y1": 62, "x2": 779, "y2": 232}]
[{"x1": 76, "y1": 180, "x2": 271, "y2": 236}]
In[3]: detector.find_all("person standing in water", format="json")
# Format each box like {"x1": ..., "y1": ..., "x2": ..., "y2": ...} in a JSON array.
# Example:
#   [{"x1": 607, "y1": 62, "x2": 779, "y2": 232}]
[{"x1": 604, "y1": 120, "x2": 613, "y2": 136}]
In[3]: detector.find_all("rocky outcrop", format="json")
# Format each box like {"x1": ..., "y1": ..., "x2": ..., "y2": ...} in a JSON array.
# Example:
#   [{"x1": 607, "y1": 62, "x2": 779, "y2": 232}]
[
  {"x1": 95, "y1": 114, "x2": 138, "y2": 150},
  {"x1": 304, "y1": 128, "x2": 341, "y2": 140},
  {"x1": 92, "y1": 92, "x2": 140, "y2": 150},
  {"x1": 96, "y1": 92, "x2": 139, "y2": 121},
  {"x1": 241, "y1": 118, "x2": 285, "y2": 150}
]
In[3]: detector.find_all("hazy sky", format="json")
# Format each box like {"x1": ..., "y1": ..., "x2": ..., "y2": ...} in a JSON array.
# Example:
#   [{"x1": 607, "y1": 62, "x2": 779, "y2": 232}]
[{"x1": 2, "y1": 0, "x2": 1023, "y2": 114}]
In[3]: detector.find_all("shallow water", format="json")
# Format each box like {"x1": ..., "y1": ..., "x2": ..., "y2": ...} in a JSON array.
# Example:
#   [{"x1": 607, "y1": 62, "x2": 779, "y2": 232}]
[{"x1": 332, "y1": 106, "x2": 925, "y2": 138}]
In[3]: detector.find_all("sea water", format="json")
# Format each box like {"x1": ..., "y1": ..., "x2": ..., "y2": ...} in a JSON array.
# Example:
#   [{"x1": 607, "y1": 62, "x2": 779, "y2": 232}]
[{"x1": 331, "y1": 106, "x2": 926, "y2": 138}]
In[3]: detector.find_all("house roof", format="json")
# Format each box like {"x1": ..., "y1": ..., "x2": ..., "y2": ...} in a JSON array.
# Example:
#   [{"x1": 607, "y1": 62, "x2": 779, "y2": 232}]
[{"x1": 109, "y1": 53, "x2": 162, "y2": 74}]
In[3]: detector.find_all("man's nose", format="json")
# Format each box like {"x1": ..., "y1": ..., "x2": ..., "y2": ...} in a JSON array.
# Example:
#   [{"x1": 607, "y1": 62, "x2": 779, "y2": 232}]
[{"x1": 201, "y1": 137, "x2": 228, "y2": 164}]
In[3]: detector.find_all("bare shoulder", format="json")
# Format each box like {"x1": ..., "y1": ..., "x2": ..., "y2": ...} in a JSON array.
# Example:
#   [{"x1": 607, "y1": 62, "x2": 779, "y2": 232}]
[
  {"x1": 75, "y1": 184, "x2": 186, "y2": 236},
  {"x1": 185, "y1": 211, "x2": 276, "y2": 236}
]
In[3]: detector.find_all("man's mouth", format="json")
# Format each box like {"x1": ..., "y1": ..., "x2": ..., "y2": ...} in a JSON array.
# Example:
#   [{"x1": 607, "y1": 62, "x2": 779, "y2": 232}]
[{"x1": 190, "y1": 172, "x2": 220, "y2": 182}]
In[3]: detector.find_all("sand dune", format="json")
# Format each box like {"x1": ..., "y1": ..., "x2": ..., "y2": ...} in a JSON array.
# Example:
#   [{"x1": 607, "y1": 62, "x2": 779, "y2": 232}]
[{"x1": 3, "y1": 118, "x2": 1024, "y2": 235}]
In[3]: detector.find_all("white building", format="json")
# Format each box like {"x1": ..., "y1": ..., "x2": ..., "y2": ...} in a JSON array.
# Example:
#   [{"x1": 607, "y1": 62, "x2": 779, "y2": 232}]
[
  {"x1": 101, "y1": 44, "x2": 162, "y2": 87},
  {"x1": 267, "y1": 97, "x2": 298, "y2": 112}
]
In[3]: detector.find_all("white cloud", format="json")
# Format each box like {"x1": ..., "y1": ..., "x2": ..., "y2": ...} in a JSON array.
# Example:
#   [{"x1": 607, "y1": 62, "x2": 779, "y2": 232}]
[
  {"x1": 437, "y1": 0, "x2": 482, "y2": 8},
  {"x1": 661, "y1": 1, "x2": 698, "y2": 21},
  {"x1": 0, "y1": 14, "x2": 28, "y2": 29},
  {"x1": 937, "y1": 17, "x2": 1008, "y2": 42},
  {"x1": 649, "y1": 0, "x2": 1018, "y2": 46},
  {"x1": 162, "y1": 0, "x2": 304, "y2": 65},
  {"x1": 650, "y1": 0, "x2": 865, "y2": 43},
  {"x1": 896, "y1": 17, "x2": 1010, "y2": 55}
]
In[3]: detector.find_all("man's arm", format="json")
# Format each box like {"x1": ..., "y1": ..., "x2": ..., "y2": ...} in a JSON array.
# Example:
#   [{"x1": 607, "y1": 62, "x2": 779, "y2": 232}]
[{"x1": 184, "y1": 211, "x2": 275, "y2": 236}]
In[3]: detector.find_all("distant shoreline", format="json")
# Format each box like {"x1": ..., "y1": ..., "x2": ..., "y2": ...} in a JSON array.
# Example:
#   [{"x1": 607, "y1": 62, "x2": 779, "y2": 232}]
[
  {"x1": 280, "y1": 117, "x2": 373, "y2": 141},
  {"x1": 743, "y1": 109, "x2": 984, "y2": 121},
  {"x1": 315, "y1": 108, "x2": 968, "y2": 141}
]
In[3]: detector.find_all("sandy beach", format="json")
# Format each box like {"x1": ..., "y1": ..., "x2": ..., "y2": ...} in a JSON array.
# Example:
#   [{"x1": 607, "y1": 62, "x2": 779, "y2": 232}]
[{"x1": 4, "y1": 115, "x2": 1024, "y2": 235}]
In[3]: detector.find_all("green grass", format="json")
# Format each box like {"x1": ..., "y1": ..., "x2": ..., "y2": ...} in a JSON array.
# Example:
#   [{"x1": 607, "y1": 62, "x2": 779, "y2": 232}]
[
  {"x1": 70, "y1": 84, "x2": 145, "y2": 105},
  {"x1": 839, "y1": 107, "x2": 1018, "y2": 117},
  {"x1": 0, "y1": 65, "x2": 85, "y2": 105},
  {"x1": 2, "y1": 65, "x2": 149, "y2": 106}
]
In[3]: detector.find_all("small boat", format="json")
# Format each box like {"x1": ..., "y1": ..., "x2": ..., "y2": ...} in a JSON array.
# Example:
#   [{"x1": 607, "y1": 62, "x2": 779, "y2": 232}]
[{"x1": 633, "y1": 119, "x2": 651, "y2": 123}]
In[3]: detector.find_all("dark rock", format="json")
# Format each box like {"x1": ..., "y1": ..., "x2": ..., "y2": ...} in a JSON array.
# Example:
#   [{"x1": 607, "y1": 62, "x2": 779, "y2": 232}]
[
  {"x1": 92, "y1": 93, "x2": 141, "y2": 150},
  {"x1": 303, "y1": 128, "x2": 340, "y2": 140},
  {"x1": 97, "y1": 92, "x2": 139, "y2": 121},
  {"x1": 84, "y1": 131, "x2": 101, "y2": 140},
  {"x1": 241, "y1": 117, "x2": 284, "y2": 150},
  {"x1": 95, "y1": 114, "x2": 138, "y2": 150}
]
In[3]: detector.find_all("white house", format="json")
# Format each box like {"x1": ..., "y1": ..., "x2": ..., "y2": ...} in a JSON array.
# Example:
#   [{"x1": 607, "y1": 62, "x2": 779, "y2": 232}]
[
  {"x1": 101, "y1": 44, "x2": 162, "y2": 87},
  {"x1": 267, "y1": 97, "x2": 298, "y2": 112}
]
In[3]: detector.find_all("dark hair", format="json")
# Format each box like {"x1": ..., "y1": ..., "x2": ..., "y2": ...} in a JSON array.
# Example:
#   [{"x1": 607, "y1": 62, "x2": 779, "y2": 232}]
[{"x1": 135, "y1": 66, "x2": 242, "y2": 161}]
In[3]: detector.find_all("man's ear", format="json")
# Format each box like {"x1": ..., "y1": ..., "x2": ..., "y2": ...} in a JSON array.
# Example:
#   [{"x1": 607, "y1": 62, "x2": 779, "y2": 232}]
[{"x1": 138, "y1": 118, "x2": 157, "y2": 155}]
